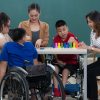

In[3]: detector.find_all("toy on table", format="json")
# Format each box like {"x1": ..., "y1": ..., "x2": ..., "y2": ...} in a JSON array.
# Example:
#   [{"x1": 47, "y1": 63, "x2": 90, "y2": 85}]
[{"x1": 53, "y1": 42, "x2": 78, "y2": 48}]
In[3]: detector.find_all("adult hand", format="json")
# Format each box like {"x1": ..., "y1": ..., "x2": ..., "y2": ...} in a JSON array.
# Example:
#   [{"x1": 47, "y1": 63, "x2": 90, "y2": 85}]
[
  {"x1": 78, "y1": 42, "x2": 87, "y2": 49},
  {"x1": 35, "y1": 39, "x2": 42, "y2": 48}
]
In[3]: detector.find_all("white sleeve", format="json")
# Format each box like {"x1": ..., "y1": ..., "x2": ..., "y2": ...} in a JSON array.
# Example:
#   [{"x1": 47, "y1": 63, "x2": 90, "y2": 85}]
[
  {"x1": 0, "y1": 34, "x2": 4, "y2": 38},
  {"x1": 90, "y1": 30, "x2": 94, "y2": 46},
  {"x1": 0, "y1": 34, "x2": 7, "y2": 47}
]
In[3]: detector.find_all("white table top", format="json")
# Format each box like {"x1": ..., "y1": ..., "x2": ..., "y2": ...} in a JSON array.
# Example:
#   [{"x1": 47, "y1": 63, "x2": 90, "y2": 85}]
[{"x1": 37, "y1": 47, "x2": 87, "y2": 54}]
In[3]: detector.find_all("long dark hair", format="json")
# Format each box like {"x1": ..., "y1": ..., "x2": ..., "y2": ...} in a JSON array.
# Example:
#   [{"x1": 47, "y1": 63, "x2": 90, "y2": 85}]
[
  {"x1": 86, "y1": 11, "x2": 100, "y2": 38},
  {"x1": 0, "y1": 12, "x2": 10, "y2": 32}
]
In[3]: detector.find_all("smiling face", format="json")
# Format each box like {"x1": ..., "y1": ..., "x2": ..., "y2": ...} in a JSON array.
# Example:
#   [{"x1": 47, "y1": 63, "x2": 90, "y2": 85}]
[
  {"x1": 87, "y1": 17, "x2": 95, "y2": 30},
  {"x1": 56, "y1": 25, "x2": 68, "y2": 39},
  {"x1": 28, "y1": 9, "x2": 40, "y2": 23},
  {"x1": 2, "y1": 20, "x2": 10, "y2": 34}
]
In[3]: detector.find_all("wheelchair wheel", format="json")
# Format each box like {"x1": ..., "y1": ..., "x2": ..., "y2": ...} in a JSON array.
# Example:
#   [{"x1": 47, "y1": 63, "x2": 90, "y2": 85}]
[
  {"x1": 52, "y1": 71, "x2": 65, "y2": 100},
  {"x1": 42, "y1": 71, "x2": 65, "y2": 100},
  {"x1": 0, "y1": 71, "x2": 29, "y2": 100},
  {"x1": 28, "y1": 71, "x2": 65, "y2": 100}
]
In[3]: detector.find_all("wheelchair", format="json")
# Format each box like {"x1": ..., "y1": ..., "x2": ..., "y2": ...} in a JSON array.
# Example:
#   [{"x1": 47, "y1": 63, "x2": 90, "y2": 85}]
[
  {"x1": 51, "y1": 54, "x2": 84, "y2": 100},
  {"x1": 0, "y1": 60, "x2": 65, "y2": 100},
  {"x1": 64, "y1": 55, "x2": 84, "y2": 100},
  {"x1": 44, "y1": 54, "x2": 84, "y2": 100}
]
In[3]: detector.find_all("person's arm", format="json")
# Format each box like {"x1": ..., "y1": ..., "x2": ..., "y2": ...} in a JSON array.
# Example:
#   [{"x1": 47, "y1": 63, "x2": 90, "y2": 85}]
[
  {"x1": 56, "y1": 59, "x2": 66, "y2": 65},
  {"x1": 35, "y1": 23, "x2": 49, "y2": 48},
  {"x1": 0, "y1": 43, "x2": 9, "y2": 83},
  {"x1": 78, "y1": 41, "x2": 100, "y2": 53},
  {"x1": 40, "y1": 23, "x2": 49, "y2": 47},
  {"x1": 54, "y1": 54, "x2": 66, "y2": 65},
  {"x1": 32, "y1": 44, "x2": 39, "y2": 64},
  {"x1": 34, "y1": 59, "x2": 39, "y2": 65},
  {"x1": 87, "y1": 46, "x2": 100, "y2": 53},
  {"x1": 0, "y1": 61, "x2": 7, "y2": 83},
  {"x1": 68, "y1": 33, "x2": 79, "y2": 43},
  {"x1": 68, "y1": 37, "x2": 78, "y2": 43},
  {"x1": 0, "y1": 39, "x2": 5, "y2": 49},
  {"x1": 0, "y1": 37, "x2": 6, "y2": 49}
]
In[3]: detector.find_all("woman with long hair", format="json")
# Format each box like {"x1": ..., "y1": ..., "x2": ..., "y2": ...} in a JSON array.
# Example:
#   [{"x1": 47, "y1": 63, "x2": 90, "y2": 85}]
[
  {"x1": 19, "y1": 3, "x2": 49, "y2": 48},
  {"x1": 0, "y1": 12, "x2": 12, "y2": 49},
  {"x1": 79, "y1": 10, "x2": 100, "y2": 100}
]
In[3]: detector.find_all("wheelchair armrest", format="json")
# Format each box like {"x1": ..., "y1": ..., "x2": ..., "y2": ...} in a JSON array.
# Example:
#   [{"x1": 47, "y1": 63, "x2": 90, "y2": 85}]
[
  {"x1": 47, "y1": 63, "x2": 55, "y2": 71},
  {"x1": 9, "y1": 67, "x2": 28, "y2": 76}
]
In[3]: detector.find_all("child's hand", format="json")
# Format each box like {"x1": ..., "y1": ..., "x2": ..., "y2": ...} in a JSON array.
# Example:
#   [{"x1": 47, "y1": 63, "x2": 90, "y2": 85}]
[
  {"x1": 57, "y1": 60, "x2": 66, "y2": 65},
  {"x1": 68, "y1": 37, "x2": 76, "y2": 42}
]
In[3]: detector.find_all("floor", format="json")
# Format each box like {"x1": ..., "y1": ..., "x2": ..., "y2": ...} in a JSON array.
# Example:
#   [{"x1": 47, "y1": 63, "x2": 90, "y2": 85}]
[
  {"x1": 2, "y1": 94, "x2": 78, "y2": 100},
  {"x1": 53, "y1": 96, "x2": 77, "y2": 100},
  {"x1": 97, "y1": 79, "x2": 100, "y2": 99}
]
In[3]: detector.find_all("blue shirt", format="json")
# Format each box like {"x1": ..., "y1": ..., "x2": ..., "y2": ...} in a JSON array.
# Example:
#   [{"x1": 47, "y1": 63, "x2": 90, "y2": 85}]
[{"x1": 0, "y1": 42, "x2": 38, "y2": 68}]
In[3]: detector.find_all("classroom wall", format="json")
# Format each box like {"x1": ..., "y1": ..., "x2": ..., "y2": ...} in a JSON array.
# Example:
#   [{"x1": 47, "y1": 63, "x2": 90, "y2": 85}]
[{"x1": 0, "y1": 0, "x2": 100, "y2": 46}]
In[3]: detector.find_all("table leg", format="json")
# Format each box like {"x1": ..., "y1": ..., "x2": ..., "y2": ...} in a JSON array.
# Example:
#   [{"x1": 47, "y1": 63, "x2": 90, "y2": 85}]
[{"x1": 83, "y1": 54, "x2": 87, "y2": 100}]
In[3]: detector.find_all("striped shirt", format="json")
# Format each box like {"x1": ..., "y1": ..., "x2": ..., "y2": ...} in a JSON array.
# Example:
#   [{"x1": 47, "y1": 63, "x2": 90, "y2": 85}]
[{"x1": 90, "y1": 30, "x2": 100, "y2": 48}]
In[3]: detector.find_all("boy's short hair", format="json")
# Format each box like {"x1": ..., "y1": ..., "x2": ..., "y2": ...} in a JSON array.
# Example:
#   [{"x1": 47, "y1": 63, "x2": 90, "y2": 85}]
[
  {"x1": 9, "y1": 28, "x2": 26, "y2": 42},
  {"x1": 55, "y1": 20, "x2": 67, "y2": 28}
]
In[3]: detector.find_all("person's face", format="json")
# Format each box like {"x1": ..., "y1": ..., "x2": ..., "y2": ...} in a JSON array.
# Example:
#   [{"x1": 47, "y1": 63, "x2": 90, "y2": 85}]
[
  {"x1": 56, "y1": 25, "x2": 68, "y2": 39},
  {"x1": 2, "y1": 20, "x2": 10, "y2": 34},
  {"x1": 28, "y1": 9, "x2": 40, "y2": 23},
  {"x1": 87, "y1": 17, "x2": 95, "y2": 30}
]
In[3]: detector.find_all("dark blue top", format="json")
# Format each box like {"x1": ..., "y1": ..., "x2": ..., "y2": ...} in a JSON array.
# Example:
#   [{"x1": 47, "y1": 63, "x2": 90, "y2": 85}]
[
  {"x1": 32, "y1": 31, "x2": 39, "y2": 46},
  {"x1": 0, "y1": 42, "x2": 38, "y2": 68}
]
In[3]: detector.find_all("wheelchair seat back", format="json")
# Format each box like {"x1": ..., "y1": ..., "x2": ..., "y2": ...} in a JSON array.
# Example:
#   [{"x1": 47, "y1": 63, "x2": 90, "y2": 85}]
[
  {"x1": 26, "y1": 63, "x2": 47, "y2": 77},
  {"x1": 26, "y1": 64, "x2": 51, "y2": 90},
  {"x1": 7, "y1": 64, "x2": 51, "y2": 92}
]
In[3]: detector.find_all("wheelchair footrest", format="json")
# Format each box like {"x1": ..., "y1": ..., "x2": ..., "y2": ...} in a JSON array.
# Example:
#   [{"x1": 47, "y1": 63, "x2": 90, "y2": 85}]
[{"x1": 65, "y1": 83, "x2": 80, "y2": 93}]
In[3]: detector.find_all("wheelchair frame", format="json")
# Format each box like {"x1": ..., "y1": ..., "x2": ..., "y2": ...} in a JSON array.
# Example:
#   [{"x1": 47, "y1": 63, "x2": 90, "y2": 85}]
[
  {"x1": 0, "y1": 62, "x2": 65, "y2": 100},
  {"x1": 0, "y1": 54, "x2": 84, "y2": 100}
]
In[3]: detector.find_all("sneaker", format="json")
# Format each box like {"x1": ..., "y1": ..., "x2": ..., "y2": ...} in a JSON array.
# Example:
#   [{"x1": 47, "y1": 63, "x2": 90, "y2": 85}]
[{"x1": 54, "y1": 88, "x2": 61, "y2": 97}]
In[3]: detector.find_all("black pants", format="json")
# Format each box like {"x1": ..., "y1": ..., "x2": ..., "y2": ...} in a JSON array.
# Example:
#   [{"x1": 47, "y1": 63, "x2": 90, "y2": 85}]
[{"x1": 87, "y1": 58, "x2": 100, "y2": 100}]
